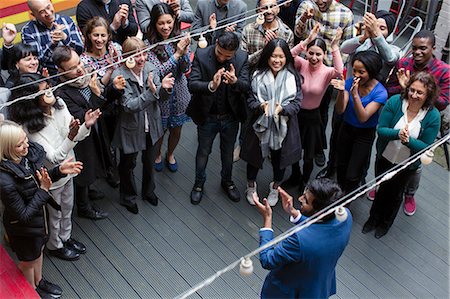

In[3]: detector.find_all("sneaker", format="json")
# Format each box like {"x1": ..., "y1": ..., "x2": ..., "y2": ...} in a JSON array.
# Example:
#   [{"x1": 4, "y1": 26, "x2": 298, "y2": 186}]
[
  {"x1": 367, "y1": 188, "x2": 376, "y2": 201},
  {"x1": 267, "y1": 182, "x2": 279, "y2": 207},
  {"x1": 37, "y1": 278, "x2": 62, "y2": 297},
  {"x1": 245, "y1": 182, "x2": 257, "y2": 205},
  {"x1": 404, "y1": 194, "x2": 416, "y2": 216},
  {"x1": 233, "y1": 145, "x2": 241, "y2": 162}
]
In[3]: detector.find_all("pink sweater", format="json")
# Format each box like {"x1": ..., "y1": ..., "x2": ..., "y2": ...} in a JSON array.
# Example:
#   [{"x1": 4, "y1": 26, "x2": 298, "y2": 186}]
[{"x1": 291, "y1": 44, "x2": 343, "y2": 110}]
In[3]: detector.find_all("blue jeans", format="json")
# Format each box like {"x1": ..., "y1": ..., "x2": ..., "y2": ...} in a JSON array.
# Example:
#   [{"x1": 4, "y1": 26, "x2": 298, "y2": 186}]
[{"x1": 195, "y1": 117, "x2": 239, "y2": 185}]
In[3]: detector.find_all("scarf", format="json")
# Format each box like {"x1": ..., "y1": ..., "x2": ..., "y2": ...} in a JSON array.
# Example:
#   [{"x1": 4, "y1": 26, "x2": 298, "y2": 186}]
[
  {"x1": 252, "y1": 68, "x2": 297, "y2": 158},
  {"x1": 60, "y1": 73, "x2": 92, "y2": 89}
]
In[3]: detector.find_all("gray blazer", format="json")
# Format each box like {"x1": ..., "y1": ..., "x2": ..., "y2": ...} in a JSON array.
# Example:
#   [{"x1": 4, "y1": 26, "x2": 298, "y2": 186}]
[
  {"x1": 111, "y1": 62, "x2": 169, "y2": 154},
  {"x1": 192, "y1": 0, "x2": 247, "y2": 44},
  {"x1": 135, "y1": 0, "x2": 195, "y2": 34}
]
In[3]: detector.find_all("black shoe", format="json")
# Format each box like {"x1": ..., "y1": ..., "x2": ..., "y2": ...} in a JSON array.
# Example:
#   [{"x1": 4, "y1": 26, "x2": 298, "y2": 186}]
[
  {"x1": 221, "y1": 181, "x2": 240, "y2": 202},
  {"x1": 144, "y1": 193, "x2": 159, "y2": 206},
  {"x1": 78, "y1": 208, "x2": 109, "y2": 220},
  {"x1": 121, "y1": 203, "x2": 139, "y2": 214},
  {"x1": 36, "y1": 287, "x2": 59, "y2": 299},
  {"x1": 88, "y1": 189, "x2": 105, "y2": 201},
  {"x1": 375, "y1": 226, "x2": 389, "y2": 239},
  {"x1": 37, "y1": 278, "x2": 62, "y2": 297},
  {"x1": 314, "y1": 152, "x2": 326, "y2": 167},
  {"x1": 48, "y1": 247, "x2": 80, "y2": 261},
  {"x1": 64, "y1": 238, "x2": 86, "y2": 254},
  {"x1": 362, "y1": 219, "x2": 377, "y2": 234},
  {"x1": 190, "y1": 185, "x2": 203, "y2": 205},
  {"x1": 281, "y1": 174, "x2": 300, "y2": 188}
]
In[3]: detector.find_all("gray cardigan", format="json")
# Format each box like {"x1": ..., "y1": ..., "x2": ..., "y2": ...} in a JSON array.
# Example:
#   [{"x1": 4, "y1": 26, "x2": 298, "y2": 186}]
[{"x1": 111, "y1": 62, "x2": 169, "y2": 154}]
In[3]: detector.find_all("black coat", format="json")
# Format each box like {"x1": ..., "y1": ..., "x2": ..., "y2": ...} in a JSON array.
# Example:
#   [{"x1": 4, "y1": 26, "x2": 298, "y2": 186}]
[
  {"x1": 56, "y1": 83, "x2": 121, "y2": 186},
  {"x1": 76, "y1": 0, "x2": 138, "y2": 45},
  {"x1": 240, "y1": 72, "x2": 303, "y2": 169},
  {"x1": 0, "y1": 142, "x2": 63, "y2": 238},
  {"x1": 187, "y1": 45, "x2": 250, "y2": 125}
]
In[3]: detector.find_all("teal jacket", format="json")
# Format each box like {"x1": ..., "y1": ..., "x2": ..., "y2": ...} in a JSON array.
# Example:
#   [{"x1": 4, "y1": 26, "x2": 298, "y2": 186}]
[{"x1": 376, "y1": 94, "x2": 440, "y2": 169}]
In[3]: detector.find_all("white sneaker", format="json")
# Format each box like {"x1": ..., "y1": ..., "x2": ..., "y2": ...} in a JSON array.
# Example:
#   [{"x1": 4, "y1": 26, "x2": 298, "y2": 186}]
[
  {"x1": 267, "y1": 182, "x2": 279, "y2": 207},
  {"x1": 245, "y1": 182, "x2": 257, "y2": 205},
  {"x1": 233, "y1": 145, "x2": 241, "y2": 162}
]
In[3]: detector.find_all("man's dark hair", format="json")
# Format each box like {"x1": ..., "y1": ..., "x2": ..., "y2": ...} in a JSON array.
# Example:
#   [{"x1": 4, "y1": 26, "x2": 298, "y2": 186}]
[
  {"x1": 52, "y1": 45, "x2": 73, "y2": 68},
  {"x1": 413, "y1": 29, "x2": 436, "y2": 46},
  {"x1": 307, "y1": 178, "x2": 343, "y2": 222},
  {"x1": 217, "y1": 32, "x2": 240, "y2": 51},
  {"x1": 352, "y1": 50, "x2": 383, "y2": 81}
]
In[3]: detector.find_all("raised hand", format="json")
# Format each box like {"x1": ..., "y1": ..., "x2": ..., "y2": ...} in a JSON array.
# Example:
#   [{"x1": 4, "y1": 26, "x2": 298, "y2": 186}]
[
  {"x1": 147, "y1": 72, "x2": 157, "y2": 93},
  {"x1": 253, "y1": 193, "x2": 272, "y2": 219},
  {"x1": 331, "y1": 27, "x2": 343, "y2": 50},
  {"x1": 113, "y1": 75, "x2": 126, "y2": 90},
  {"x1": 363, "y1": 12, "x2": 380, "y2": 37},
  {"x1": 41, "y1": 68, "x2": 49, "y2": 78},
  {"x1": 89, "y1": 73, "x2": 101, "y2": 97},
  {"x1": 2, "y1": 23, "x2": 17, "y2": 46},
  {"x1": 162, "y1": 72, "x2": 175, "y2": 90},
  {"x1": 119, "y1": 4, "x2": 129, "y2": 26},
  {"x1": 50, "y1": 24, "x2": 67, "y2": 44},
  {"x1": 222, "y1": 64, "x2": 237, "y2": 85},
  {"x1": 225, "y1": 24, "x2": 236, "y2": 32},
  {"x1": 84, "y1": 109, "x2": 102, "y2": 129},
  {"x1": 278, "y1": 187, "x2": 298, "y2": 217},
  {"x1": 68, "y1": 118, "x2": 81, "y2": 141},
  {"x1": 350, "y1": 77, "x2": 360, "y2": 98},
  {"x1": 264, "y1": 29, "x2": 278, "y2": 44},
  {"x1": 211, "y1": 67, "x2": 225, "y2": 90},
  {"x1": 36, "y1": 167, "x2": 52, "y2": 192},
  {"x1": 397, "y1": 68, "x2": 410, "y2": 89},
  {"x1": 209, "y1": 13, "x2": 217, "y2": 29},
  {"x1": 59, "y1": 157, "x2": 83, "y2": 175}
]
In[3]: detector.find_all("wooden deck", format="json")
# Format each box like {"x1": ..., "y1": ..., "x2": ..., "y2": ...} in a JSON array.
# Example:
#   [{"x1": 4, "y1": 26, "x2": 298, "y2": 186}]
[{"x1": 17, "y1": 118, "x2": 445, "y2": 299}]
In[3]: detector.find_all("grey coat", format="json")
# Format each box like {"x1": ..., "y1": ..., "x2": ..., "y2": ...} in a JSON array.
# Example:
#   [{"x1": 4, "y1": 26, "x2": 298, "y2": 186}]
[
  {"x1": 111, "y1": 62, "x2": 169, "y2": 154},
  {"x1": 192, "y1": 0, "x2": 247, "y2": 44},
  {"x1": 135, "y1": 0, "x2": 195, "y2": 34}
]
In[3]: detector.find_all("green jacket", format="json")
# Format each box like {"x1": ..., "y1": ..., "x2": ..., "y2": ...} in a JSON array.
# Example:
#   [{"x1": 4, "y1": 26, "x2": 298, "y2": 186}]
[{"x1": 376, "y1": 94, "x2": 441, "y2": 169}]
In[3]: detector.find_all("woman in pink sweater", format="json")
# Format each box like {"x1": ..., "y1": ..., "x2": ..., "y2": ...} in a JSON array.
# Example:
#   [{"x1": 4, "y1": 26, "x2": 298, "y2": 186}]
[{"x1": 283, "y1": 25, "x2": 343, "y2": 191}]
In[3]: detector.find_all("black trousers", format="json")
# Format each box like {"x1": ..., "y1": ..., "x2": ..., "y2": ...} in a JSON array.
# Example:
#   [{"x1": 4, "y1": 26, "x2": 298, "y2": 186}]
[
  {"x1": 118, "y1": 134, "x2": 156, "y2": 207},
  {"x1": 247, "y1": 149, "x2": 285, "y2": 183},
  {"x1": 369, "y1": 156, "x2": 415, "y2": 229},
  {"x1": 336, "y1": 122, "x2": 376, "y2": 194}
]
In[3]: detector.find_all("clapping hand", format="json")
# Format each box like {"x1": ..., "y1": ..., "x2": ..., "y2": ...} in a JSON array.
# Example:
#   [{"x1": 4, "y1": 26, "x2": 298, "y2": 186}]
[
  {"x1": 2, "y1": 23, "x2": 17, "y2": 46},
  {"x1": 225, "y1": 24, "x2": 236, "y2": 32},
  {"x1": 113, "y1": 75, "x2": 126, "y2": 90},
  {"x1": 264, "y1": 29, "x2": 278, "y2": 44},
  {"x1": 147, "y1": 72, "x2": 157, "y2": 93},
  {"x1": 89, "y1": 73, "x2": 101, "y2": 97},
  {"x1": 222, "y1": 64, "x2": 237, "y2": 84},
  {"x1": 50, "y1": 24, "x2": 67, "y2": 44},
  {"x1": 261, "y1": 101, "x2": 269, "y2": 116},
  {"x1": 162, "y1": 73, "x2": 175, "y2": 90},
  {"x1": 399, "y1": 125, "x2": 410, "y2": 144},
  {"x1": 330, "y1": 77, "x2": 345, "y2": 91},
  {"x1": 331, "y1": 27, "x2": 343, "y2": 50},
  {"x1": 211, "y1": 67, "x2": 225, "y2": 90},
  {"x1": 36, "y1": 167, "x2": 52, "y2": 192},
  {"x1": 59, "y1": 157, "x2": 83, "y2": 175},
  {"x1": 397, "y1": 68, "x2": 410, "y2": 89},
  {"x1": 363, "y1": 12, "x2": 380, "y2": 37},
  {"x1": 253, "y1": 193, "x2": 272, "y2": 220},
  {"x1": 68, "y1": 118, "x2": 81, "y2": 141},
  {"x1": 84, "y1": 109, "x2": 102, "y2": 129},
  {"x1": 274, "y1": 103, "x2": 283, "y2": 116},
  {"x1": 350, "y1": 77, "x2": 360, "y2": 98},
  {"x1": 209, "y1": 13, "x2": 217, "y2": 29},
  {"x1": 279, "y1": 187, "x2": 299, "y2": 218}
]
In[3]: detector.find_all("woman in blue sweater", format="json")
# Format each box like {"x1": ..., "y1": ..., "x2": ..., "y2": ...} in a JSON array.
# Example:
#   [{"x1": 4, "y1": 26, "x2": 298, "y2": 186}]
[{"x1": 362, "y1": 72, "x2": 440, "y2": 239}]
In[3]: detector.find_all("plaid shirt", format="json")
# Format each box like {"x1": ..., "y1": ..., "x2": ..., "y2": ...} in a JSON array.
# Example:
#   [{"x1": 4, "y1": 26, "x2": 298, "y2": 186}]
[
  {"x1": 21, "y1": 14, "x2": 84, "y2": 75},
  {"x1": 241, "y1": 18, "x2": 294, "y2": 68},
  {"x1": 386, "y1": 56, "x2": 450, "y2": 111},
  {"x1": 295, "y1": 0, "x2": 353, "y2": 66}
]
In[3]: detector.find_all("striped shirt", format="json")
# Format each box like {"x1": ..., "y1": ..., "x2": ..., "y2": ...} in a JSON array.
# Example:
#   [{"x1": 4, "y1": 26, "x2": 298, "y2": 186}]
[{"x1": 21, "y1": 14, "x2": 84, "y2": 75}]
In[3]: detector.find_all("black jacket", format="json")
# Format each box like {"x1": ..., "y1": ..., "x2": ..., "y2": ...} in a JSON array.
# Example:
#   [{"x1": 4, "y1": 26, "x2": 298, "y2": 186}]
[
  {"x1": 76, "y1": 0, "x2": 138, "y2": 45},
  {"x1": 0, "y1": 142, "x2": 63, "y2": 238},
  {"x1": 187, "y1": 45, "x2": 250, "y2": 125}
]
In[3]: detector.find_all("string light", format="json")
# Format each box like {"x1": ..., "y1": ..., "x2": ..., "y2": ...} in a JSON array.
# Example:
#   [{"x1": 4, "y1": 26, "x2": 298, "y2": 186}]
[
  {"x1": 43, "y1": 89, "x2": 56, "y2": 105},
  {"x1": 420, "y1": 148, "x2": 435, "y2": 165},
  {"x1": 255, "y1": 14, "x2": 265, "y2": 25},
  {"x1": 239, "y1": 257, "x2": 254, "y2": 276},
  {"x1": 335, "y1": 206, "x2": 348, "y2": 222},
  {"x1": 125, "y1": 57, "x2": 136, "y2": 69},
  {"x1": 197, "y1": 34, "x2": 208, "y2": 48}
]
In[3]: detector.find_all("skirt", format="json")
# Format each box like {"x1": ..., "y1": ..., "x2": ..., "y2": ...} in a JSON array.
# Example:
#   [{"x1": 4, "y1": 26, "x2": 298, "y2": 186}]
[
  {"x1": 8, "y1": 233, "x2": 47, "y2": 262},
  {"x1": 298, "y1": 108, "x2": 323, "y2": 160}
]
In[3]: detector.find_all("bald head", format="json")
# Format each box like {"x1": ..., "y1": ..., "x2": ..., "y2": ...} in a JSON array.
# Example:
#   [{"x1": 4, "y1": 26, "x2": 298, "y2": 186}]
[{"x1": 28, "y1": 0, "x2": 55, "y2": 28}]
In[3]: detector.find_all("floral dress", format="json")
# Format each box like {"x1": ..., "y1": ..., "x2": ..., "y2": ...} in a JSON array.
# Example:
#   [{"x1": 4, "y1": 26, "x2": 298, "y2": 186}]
[
  {"x1": 80, "y1": 42, "x2": 122, "y2": 85},
  {"x1": 147, "y1": 42, "x2": 191, "y2": 129}
]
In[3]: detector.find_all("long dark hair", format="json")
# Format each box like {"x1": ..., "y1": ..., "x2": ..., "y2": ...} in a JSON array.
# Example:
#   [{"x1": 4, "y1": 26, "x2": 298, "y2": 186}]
[
  {"x1": 306, "y1": 37, "x2": 327, "y2": 53},
  {"x1": 401, "y1": 71, "x2": 439, "y2": 109},
  {"x1": 8, "y1": 73, "x2": 62, "y2": 134},
  {"x1": 8, "y1": 43, "x2": 39, "y2": 83},
  {"x1": 146, "y1": 3, "x2": 180, "y2": 62},
  {"x1": 255, "y1": 38, "x2": 296, "y2": 75}
]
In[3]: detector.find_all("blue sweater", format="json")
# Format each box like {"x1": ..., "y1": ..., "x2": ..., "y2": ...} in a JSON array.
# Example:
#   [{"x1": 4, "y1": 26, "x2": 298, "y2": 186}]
[
  {"x1": 259, "y1": 210, "x2": 352, "y2": 298},
  {"x1": 376, "y1": 94, "x2": 441, "y2": 169}
]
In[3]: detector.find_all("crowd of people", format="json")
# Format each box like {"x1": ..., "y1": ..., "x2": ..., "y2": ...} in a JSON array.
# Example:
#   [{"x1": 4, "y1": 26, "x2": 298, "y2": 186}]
[{"x1": 0, "y1": 0, "x2": 448, "y2": 298}]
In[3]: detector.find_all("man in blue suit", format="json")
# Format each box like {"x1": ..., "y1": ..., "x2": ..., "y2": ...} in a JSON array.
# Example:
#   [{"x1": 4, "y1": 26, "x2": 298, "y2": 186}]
[{"x1": 254, "y1": 178, "x2": 352, "y2": 298}]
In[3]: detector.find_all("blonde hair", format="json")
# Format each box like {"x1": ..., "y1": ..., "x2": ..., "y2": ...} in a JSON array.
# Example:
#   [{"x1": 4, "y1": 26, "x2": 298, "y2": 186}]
[
  {"x1": 122, "y1": 37, "x2": 146, "y2": 58},
  {"x1": 0, "y1": 120, "x2": 24, "y2": 162}
]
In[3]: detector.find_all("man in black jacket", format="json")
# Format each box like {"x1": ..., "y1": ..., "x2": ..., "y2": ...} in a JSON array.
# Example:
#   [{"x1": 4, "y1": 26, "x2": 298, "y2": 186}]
[
  {"x1": 76, "y1": 0, "x2": 138, "y2": 45},
  {"x1": 187, "y1": 32, "x2": 250, "y2": 205}
]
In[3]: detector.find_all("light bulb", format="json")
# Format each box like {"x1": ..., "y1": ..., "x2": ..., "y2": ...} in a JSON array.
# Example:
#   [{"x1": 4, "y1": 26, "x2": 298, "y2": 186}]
[
  {"x1": 420, "y1": 149, "x2": 434, "y2": 165},
  {"x1": 198, "y1": 34, "x2": 208, "y2": 49},
  {"x1": 239, "y1": 258, "x2": 253, "y2": 276},
  {"x1": 43, "y1": 89, "x2": 56, "y2": 105},
  {"x1": 335, "y1": 206, "x2": 348, "y2": 222},
  {"x1": 126, "y1": 57, "x2": 136, "y2": 69},
  {"x1": 256, "y1": 14, "x2": 265, "y2": 25}
]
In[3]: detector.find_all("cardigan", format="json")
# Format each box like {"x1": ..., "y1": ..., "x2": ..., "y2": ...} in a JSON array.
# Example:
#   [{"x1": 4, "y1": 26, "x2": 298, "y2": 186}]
[{"x1": 376, "y1": 94, "x2": 441, "y2": 169}]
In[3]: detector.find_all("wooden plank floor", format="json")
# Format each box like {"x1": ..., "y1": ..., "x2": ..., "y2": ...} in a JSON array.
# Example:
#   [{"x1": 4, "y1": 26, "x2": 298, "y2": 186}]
[{"x1": 22, "y1": 118, "x2": 446, "y2": 299}]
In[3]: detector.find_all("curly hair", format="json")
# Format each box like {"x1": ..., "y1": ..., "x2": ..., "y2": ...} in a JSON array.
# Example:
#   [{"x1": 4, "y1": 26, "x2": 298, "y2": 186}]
[{"x1": 401, "y1": 71, "x2": 439, "y2": 109}]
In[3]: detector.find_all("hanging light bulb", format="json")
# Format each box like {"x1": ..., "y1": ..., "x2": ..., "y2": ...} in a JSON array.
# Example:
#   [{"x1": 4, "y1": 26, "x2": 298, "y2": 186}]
[
  {"x1": 43, "y1": 89, "x2": 56, "y2": 105},
  {"x1": 126, "y1": 56, "x2": 136, "y2": 69},
  {"x1": 256, "y1": 14, "x2": 265, "y2": 25},
  {"x1": 198, "y1": 34, "x2": 208, "y2": 49},
  {"x1": 335, "y1": 206, "x2": 348, "y2": 222},
  {"x1": 420, "y1": 149, "x2": 434, "y2": 165},
  {"x1": 239, "y1": 257, "x2": 253, "y2": 276}
]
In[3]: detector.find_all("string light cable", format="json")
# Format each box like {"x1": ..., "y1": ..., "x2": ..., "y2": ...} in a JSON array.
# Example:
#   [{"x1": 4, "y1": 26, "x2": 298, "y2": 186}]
[{"x1": 175, "y1": 133, "x2": 450, "y2": 299}]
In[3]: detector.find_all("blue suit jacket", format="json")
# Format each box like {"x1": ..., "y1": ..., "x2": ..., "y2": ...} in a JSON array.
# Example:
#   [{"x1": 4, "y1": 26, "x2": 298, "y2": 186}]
[{"x1": 259, "y1": 210, "x2": 352, "y2": 298}]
